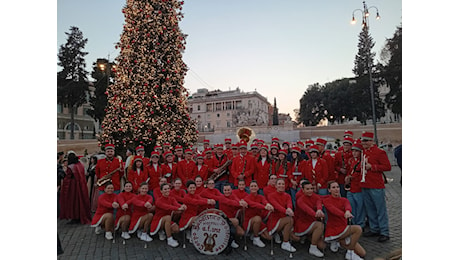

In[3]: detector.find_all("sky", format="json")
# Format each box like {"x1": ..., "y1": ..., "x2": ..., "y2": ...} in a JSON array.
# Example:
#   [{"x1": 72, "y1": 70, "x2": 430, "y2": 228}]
[{"x1": 57, "y1": 0, "x2": 402, "y2": 117}]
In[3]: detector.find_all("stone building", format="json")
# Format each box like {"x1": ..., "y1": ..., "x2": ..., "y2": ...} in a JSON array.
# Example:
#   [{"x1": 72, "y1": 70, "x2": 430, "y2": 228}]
[{"x1": 188, "y1": 88, "x2": 272, "y2": 132}]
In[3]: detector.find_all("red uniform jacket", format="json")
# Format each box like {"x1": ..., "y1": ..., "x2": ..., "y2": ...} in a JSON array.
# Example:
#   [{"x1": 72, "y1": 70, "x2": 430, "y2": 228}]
[
  {"x1": 323, "y1": 195, "x2": 352, "y2": 238},
  {"x1": 151, "y1": 195, "x2": 182, "y2": 234},
  {"x1": 244, "y1": 193, "x2": 269, "y2": 230},
  {"x1": 91, "y1": 192, "x2": 116, "y2": 225},
  {"x1": 294, "y1": 193, "x2": 322, "y2": 234},
  {"x1": 146, "y1": 164, "x2": 162, "y2": 191},
  {"x1": 334, "y1": 150, "x2": 353, "y2": 185},
  {"x1": 233, "y1": 189, "x2": 248, "y2": 200},
  {"x1": 305, "y1": 158, "x2": 328, "y2": 189},
  {"x1": 254, "y1": 157, "x2": 272, "y2": 188},
  {"x1": 170, "y1": 188, "x2": 186, "y2": 204},
  {"x1": 179, "y1": 193, "x2": 209, "y2": 229},
  {"x1": 347, "y1": 157, "x2": 363, "y2": 193},
  {"x1": 362, "y1": 145, "x2": 391, "y2": 189},
  {"x1": 128, "y1": 194, "x2": 153, "y2": 232},
  {"x1": 267, "y1": 190, "x2": 293, "y2": 231},
  {"x1": 263, "y1": 185, "x2": 276, "y2": 199},
  {"x1": 203, "y1": 157, "x2": 215, "y2": 178},
  {"x1": 196, "y1": 164, "x2": 210, "y2": 181},
  {"x1": 177, "y1": 159, "x2": 198, "y2": 185},
  {"x1": 160, "y1": 162, "x2": 177, "y2": 183},
  {"x1": 115, "y1": 191, "x2": 136, "y2": 226},
  {"x1": 320, "y1": 151, "x2": 336, "y2": 183},
  {"x1": 231, "y1": 154, "x2": 255, "y2": 186},
  {"x1": 219, "y1": 193, "x2": 242, "y2": 219},
  {"x1": 127, "y1": 168, "x2": 149, "y2": 194},
  {"x1": 288, "y1": 159, "x2": 307, "y2": 189},
  {"x1": 95, "y1": 157, "x2": 123, "y2": 191},
  {"x1": 273, "y1": 159, "x2": 291, "y2": 180},
  {"x1": 211, "y1": 153, "x2": 231, "y2": 182}
]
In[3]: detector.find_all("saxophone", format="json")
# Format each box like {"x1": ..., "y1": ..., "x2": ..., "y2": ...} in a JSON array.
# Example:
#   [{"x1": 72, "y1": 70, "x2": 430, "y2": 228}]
[
  {"x1": 209, "y1": 159, "x2": 233, "y2": 181},
  {"x1": 96, "y1": 158, "x2": 122, "y2": 186}
]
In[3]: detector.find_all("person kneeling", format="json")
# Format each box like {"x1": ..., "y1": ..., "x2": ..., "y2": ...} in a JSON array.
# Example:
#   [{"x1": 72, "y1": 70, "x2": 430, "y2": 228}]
[{"x1": 90, "y1": 183, "x2": 118, "y2": 240}]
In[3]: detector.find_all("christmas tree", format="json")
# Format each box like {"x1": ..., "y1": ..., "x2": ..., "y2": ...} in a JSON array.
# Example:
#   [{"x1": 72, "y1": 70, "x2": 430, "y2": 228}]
[{"x1": 99, "y1": 0, "x2": 197, "y2": 152}]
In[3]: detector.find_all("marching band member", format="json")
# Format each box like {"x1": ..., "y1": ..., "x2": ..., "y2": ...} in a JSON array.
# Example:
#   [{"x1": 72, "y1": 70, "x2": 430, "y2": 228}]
[
  {"x1": 335, "y1": 137, "x2": 354, "y2": 197},
  {"x1": 293, "y1": 181, "x2": 326, "y2": 257},
  {"x1": 194, "y1": 175, "x2": 205, "y2": 195},
  {"x1": 115, "y1": 182, "x2": 135, "y2": 240},
  {"x1": 234, "y1": 179, "x2": 249, "y2": 200},
  {"x1": 269, "y1": 143, "x2": 279, "y2": 161},
  {"x1": 126, "y1": 155, "x2": 148, "y2": 194},
  {"x1": 91, "y1": 182, "x2": 119, "y2": 240},
  {"x1": 230, "y1": 141, "x2": 255, "y2": 189},
  {"x1": 170, "y1": 178, "x2": 186, "y2": 204},
  {"x1": 223, "y1": 138, "x2": 233, "y2": 159},
  {"x1": 266, "y1": 178, "x2": 297, "y2": 253},
  {"x1": 150, "y1": 183, "x2": 186, "y2": 247},
  {"x1": 135, "y1": 145, "x2": 150, "y2": 166},
  {"x1": 287, "y1": 147, "x2": 307, "y2": 207},
  {"x1": 254, "y1": 144, "x2": 272, "y2": 191},
  {"x1": 316, "y1": 138, "x2": 336, "y2": 187},
  {"x1": 203, "y1": 148, "x2": 215, "y2": 179},
  {"x1": 250, "y1": 143, "x2": 260, "y2": 158},
  {"x1": 95, "y1": 144, "x2": 123, "y2": 194},
  {"x1": 173, "y1": 145, "x2": 185, "y2": 163},
  {"x1": 220, "y1": 183, "x2": 248, "y2": 248},
  {"x1": 360, "y1": 131, "x2": 391, "y2": 242},
  {"x1": 146, "y1": 151, "x2": 162, "y2": 193},
  {"x1": 210, "y1": 144, "x2": 230, "y2": 192},
  {"x1": 305, "y1": 145, "x2": 328, "y2": 195},
  {"x1": 263, "y1": 174, "x2": 278, "y2": 198},
  {"x1": 179, "y1": 180, "x2": 216, "y2": 242},
  {"x1": 196, "y1": 154, "x2": 210, "y2": 181},
  {"x1": 177, "y1": 149, "x2": 198, "y2": 186},
  {"x1": 153, "y1": 177, "x2": 168, "y2": 200},
  {"x1": 244, "y1": 181, "x2": 274, "y2": 248},
  {"x1": 160, "y1": 151, "x2": 177, "y2": 183},
  {"x1": 128, "y1": 182, "x2": 154, "y2": 242},
  {"x1": 273, "y1": 149, "x2": 291, "y2": 182},
  {"x1": 345, "y1": 143, "x2": 366, "y2": 229},
  {"x1": 323, "y1": 181, "x2": 366, "y2": 260}
]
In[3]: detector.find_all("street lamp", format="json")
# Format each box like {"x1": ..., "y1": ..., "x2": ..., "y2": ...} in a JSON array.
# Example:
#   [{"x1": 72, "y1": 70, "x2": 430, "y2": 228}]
[{"x1": 351, "y1": 1, "x2": 380, "y2": 144}]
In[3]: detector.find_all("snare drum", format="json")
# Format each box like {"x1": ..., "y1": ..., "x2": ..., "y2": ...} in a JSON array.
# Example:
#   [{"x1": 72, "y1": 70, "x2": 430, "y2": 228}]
[{"x1": 190, "y1": 209, "x2": 231, "y2": 255}]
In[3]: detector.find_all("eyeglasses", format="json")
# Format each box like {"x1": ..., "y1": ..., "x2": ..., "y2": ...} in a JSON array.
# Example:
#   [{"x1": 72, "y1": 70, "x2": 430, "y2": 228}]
[{"x1": 207, "y1": 182, "x2": 215, "y2": 185}]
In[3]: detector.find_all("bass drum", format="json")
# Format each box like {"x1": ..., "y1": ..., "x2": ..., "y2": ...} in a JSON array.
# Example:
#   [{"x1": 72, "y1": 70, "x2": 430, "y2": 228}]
[{"x1": 190, "y1": 209, "x2": 231, "y2": 255}]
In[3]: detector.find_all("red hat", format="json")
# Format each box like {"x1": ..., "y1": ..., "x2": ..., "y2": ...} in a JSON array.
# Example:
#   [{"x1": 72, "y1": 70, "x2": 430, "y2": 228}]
[
  {"x1": 163, "y1": 142, "x2": 171, "y2": 147},
  {"x1": 297, "y1": 141, "x2": 304, "y2": 147},
  {"x1": 257, "y1": 139, "x2": 264, "y2": 144},
  {"x1": 282, "y1": 141, "x2": 290, "y2": 146},
  {"x1": 135, "y1": 145, "x2": 144, "y2": 152},
  {"x1": 272, "y1": 137, "x2": 280, "y2": 143},
  {"x1": 305, "y1": 140, "x2": 314, "y2": 146},
  {"x1": 315, "y1": 138, "x2": 327, "y2": 146},
  {"x1": 361, "y1": 131, "x2": 374, "y2": 141},
  {"x1": 352, "y1": 143, "x2": 363, "y2": 152},
  {"x1": 278, "y1": 149, "x2": 288, "y2": 156},
  {"x1": 163, "y1": 151, "x2": 173, "y2": 157},
  {"x1": 214, "y1": 144, "x2": 224, "y2": 149},
  {"x1": 196, "y1": 153, "x2": 204, "y2": 159},
  {"x1": 344, "y1": 130, "x2": 354, "y2": 137},
  {"x1": 154, "y1": 145, "x2": 162, "y2": 151},
  {"x1": 343, "y1": 137, "x2": 354, "y2": 145},
  {"x1": 203, "y1": 139, "x2": 210, "y2": 144},
  {"x1": 175, "y1": 145, "x2": 183, "y2": 151},
  {"x1": 231, "y1": 144, "x2": 239, "y2": 149},
  {"x1": 250, "y1": 143, "x2": 259, "y2": 150},
  {"x1": 260, "y1": 144, "x2": 269, "y2": 151},
  {"x1": 309, "y1": 145, "x2": 320, "y2": 153},
  {"x1": 204, "y1": 148, "x2": 213, "y2": 154},
  {"x1": 105, "y1": 144, "x2": 115, "y2": 150},
  {"x1": 185, "y1": 148, "x2": 193, "y2": 154},
  {"x1": 224, "y1": 138, "x2": 232, "y2": 144},
  {"x1": 150, "y1": 151, "x2": 160, "y2": 157},
  {"x1": 239, "y1": 140, "x2": 248, "y2": 148},
  {"x1": 133, "y1": 155, "x2": 143, "y2": 163},
  {"x1": 270, "y1": 144, "x2": 279, "y2": 150},
  {"x1": 291, "y1": 147, "x2": 301, "y2": 154}
]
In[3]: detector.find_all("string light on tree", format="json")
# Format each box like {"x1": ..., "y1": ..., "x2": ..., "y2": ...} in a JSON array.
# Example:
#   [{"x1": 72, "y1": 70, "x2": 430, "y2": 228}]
[{"x1": 99, "y1": 0, "x2": 197, "y2": 152}]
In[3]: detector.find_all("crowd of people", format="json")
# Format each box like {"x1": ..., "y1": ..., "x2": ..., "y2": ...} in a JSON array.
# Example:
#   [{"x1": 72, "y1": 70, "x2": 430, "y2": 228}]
[{"x1": 57, "y1": 130, "x2": 392, "y2": 259}]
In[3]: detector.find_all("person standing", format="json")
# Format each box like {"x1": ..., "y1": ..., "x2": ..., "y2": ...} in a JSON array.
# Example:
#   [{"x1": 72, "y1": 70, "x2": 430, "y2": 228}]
[
  {"x1": 334, "y1": 137, "x2": 354, "y2": 197},
  {"x1": 95, "y1": 144, "x2": 123, "y2": 194},
  {"x1": 127, "y1": 155, "x2": 149, "y2": 194},
  {"x1": 146, "y1": 151, "x2": 162, "y2": 192},
  {"x1": 59, "y1": 152, "x2": 92, "y2": 224},
  {"x1": 210, "y1": 144, "x2": 231, "y2": 192},
  {"x1": 305, "y1": 145, "x2": 328, "y2": 195},
  {"x1": 346, "y1": 143, "x2": 366, "y2": 229},
  {"x1": 177, "y1": 149, "x2": 198, "y2": 186},
  {"x1": 230, "y1": 141, "x2": 255, "y2": 189},
  {"x1": 316, "y1": 138, "x2": 336, "y2": 187},
  {"x1": 254, "y1": 145, "x2": 272, "y2": 191},
  {"x1": 360, "y1": 132, "x2": 391, "y2": 243},
  {"x1": 161, "y1": 151, "x2": 178, "y2": 183}
]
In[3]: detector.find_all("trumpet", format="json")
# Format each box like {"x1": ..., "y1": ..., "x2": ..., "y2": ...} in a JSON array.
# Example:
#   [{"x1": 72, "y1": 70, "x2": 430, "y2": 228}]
[{"x1": 360, "y1": 154, "x2": 367, "y2": 183}]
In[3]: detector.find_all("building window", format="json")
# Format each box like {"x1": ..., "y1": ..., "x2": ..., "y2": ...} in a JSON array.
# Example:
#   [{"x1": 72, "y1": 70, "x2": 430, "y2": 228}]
[
  {"x1": 227, "y1": 121, "x2": 231, "y2": 127},
  {"x1": 226, "y1": 102, "x2": 232, "y2": 110},
  {"x1": 217, "y1": 113, "x2": 220, "y2": 118},
  {"x1": 227, "y1": 113, "x2": 230, "y2": 117},
  {"x1": 197, "y1": 105, "x2": 201, "y2": 111},
  {"x1": 206, "y1": 103, "x2": 212, "y2": 112},
  {"x1": 236, "y1": 100, "x2": 242, "y2": 109},
  {"x1": 216, "y1": 102, "x2": 222, "y2": 111},
  {"x1": 57, "y1": 104, "x2": 63, "y2": 113}
]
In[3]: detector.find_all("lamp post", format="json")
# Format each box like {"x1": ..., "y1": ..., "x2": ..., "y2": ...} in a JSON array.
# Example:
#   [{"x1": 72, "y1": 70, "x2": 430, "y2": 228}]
[{"x1": 351, "y1": 1, "x2": 380, "y2": 144}]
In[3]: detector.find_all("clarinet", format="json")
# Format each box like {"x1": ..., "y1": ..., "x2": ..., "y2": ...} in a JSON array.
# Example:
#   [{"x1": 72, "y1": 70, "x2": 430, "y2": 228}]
[{"x1": 239, "y1": 159, "x2": 247, "y2": 180}]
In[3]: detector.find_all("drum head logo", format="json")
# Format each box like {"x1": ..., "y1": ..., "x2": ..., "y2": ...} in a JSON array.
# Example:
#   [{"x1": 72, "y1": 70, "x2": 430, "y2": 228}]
[{"x1": 191, "y1": 211, "x2": 230, "y2": 255}]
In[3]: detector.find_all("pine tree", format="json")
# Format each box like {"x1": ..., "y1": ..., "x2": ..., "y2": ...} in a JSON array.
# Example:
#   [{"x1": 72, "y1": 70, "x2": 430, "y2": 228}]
[
  {"x1": 272, "y1": 98, "x2": 279, "y2": 125},
  {"x1": 57, "y1": 26, "x2": 90, "y2": 139},
  {"x1": 99, "y1": 0, "x2": 197, "y2": 152}
]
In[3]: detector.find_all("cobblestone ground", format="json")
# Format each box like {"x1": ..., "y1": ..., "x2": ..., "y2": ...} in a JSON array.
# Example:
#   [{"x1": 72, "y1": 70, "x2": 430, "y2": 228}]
[{"x1": 58, "y1": 153, "x2": 401, "y2": 260}]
